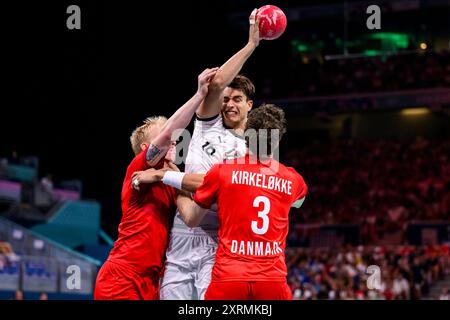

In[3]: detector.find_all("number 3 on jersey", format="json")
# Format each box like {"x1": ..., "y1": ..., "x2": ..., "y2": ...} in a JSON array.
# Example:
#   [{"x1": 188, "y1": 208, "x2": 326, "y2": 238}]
[{"x1": 251, "y1": 196, "x2": 270, "y2": 235}]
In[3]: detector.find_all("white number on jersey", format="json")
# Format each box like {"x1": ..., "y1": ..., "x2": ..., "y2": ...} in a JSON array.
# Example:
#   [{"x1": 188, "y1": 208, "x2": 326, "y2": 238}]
[{"x1": 251, "y1": 196, "x2": 270, "y2": 235}]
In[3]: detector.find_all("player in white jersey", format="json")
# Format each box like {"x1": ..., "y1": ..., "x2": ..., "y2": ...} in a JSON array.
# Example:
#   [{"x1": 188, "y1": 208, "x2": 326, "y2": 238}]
[
  {"x1": 159, "y1": 6, "x2": 263, "y2": 299},
  {"x1": 130, "y1": 11, "x2": 262, "y2": 299},
  {"x1": 160, "y1": 110, "x2": 248, "y2": 299},
  {"x1": 132, "y1": 10, "x2": 262, "y2": 299}
]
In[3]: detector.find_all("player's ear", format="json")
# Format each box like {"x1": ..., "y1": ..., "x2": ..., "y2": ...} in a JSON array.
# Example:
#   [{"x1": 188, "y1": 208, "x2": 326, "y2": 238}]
[
  {"x1": 247, "y1": 100, "x2": 253, "y2": 111},
  {"x1": 140, "y1": 143, "x2": 149, "y2": 152}
]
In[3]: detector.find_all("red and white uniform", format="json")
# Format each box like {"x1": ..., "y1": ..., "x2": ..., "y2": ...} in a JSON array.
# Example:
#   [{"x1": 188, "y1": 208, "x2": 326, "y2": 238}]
[
  {"x1": 193, "y1": 155, "x2": 307, "y2": 300},
  {"x1": 94, "y1": 149, "x2": 177, "y2": 300},
  {"x1": 160, "y1": 114, "x2": 246, "y2": 300}
]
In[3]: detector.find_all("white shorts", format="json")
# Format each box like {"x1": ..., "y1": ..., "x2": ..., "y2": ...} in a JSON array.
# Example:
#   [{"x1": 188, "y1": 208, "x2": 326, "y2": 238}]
[{"x1": 160, "y1": 232, "x2": 218, "y2": 300}]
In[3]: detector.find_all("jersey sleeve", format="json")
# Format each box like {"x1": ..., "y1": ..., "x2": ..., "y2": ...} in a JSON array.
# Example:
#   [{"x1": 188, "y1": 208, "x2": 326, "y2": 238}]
[
  {"x1": 129, "y1": 145, "x2": 166, "y2": 173},
  {"x1": 193, "y1": 164, "x2": 221, "y2": 209},
  {"x1": 292, "y1": 171, "x2": 308, "y2": 208},
  {"x1": 129, "y1": 149, "x2": 150, "y2": 172}
]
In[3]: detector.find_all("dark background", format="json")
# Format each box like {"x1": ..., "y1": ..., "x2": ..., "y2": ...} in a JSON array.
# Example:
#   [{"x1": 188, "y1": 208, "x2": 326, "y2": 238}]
[
  {"x1": 2, "y1": 0, "x2": 306, "y2": 236},
  {"x1": 3, "y1": 0, "x2": 449, "y2": 237}
]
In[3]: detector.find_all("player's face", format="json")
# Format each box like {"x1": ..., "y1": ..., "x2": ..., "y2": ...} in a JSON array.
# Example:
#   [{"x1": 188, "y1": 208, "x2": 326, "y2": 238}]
[{"x1": 221, "y1": 88, "x2": 253, "y2": 129}]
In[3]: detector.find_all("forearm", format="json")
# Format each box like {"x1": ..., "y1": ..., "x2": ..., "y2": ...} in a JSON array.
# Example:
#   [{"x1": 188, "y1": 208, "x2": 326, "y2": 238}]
[
  {"x1": 160, "y1": 92, "x2": 204, "y2": 141},
  {"x1": 211, "y1": 42, "x2": 257, "y2": 91},
  {"x1": 181, "y1": 173, "x2": 205, "y2": 193},
  {"x1": 212, "y1": 8, "x2": 260, "y2": 91},
  {"x1": 176, "y1": 193, "x2": 208, "y2": 228},
  {"x1": 197, "y1": 42, "x2": 257, "y2": 118},
  {"x1": 160, "y1": 172, "x2": 204, "y2": 193},
  {"x1": 146, "y1": 93, "x2": 204, "y2": 166}
]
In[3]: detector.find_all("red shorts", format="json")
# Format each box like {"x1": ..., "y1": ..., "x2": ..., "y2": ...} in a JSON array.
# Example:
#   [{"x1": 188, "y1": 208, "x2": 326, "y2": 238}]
[
  {"x1": 94, "y1": 260, "x2": 159, "y2": 300},
  {"x1": 205, "y1": 281, "x2": 292, "y2": 300}
]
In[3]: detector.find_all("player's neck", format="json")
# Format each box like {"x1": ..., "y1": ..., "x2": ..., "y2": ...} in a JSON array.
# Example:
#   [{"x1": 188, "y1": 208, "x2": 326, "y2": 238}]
[{"x1": 232, "y1": 122, "x2": 246, "y2": 136}]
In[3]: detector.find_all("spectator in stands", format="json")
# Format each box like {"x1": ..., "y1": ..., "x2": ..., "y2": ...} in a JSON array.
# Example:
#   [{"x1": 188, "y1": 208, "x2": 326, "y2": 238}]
[
  {"x1": 285, "y1": 245, "x2": 450, "y2": 300},
  {"x1": 439, "y1": 288, "x2": 449, "y2": 300},
  {"x1": 37, "y1": 174, "x2": 57, "y2": 211},
  {"x1": 40, "y1": 174, "x2": 54, "y2": 196},
  {"x1": 392, "y1": 270, "x2": 410, "y2": 299},
  {"x1": 39, "y1": 292, "x2": 48, "y2": 300},
  {"x1": 275, "y1": 50, "x2": 450, "y2": 99},
  {"x1": 0, "y1": 241, "x2": 14, "y2": 256},
  {"x1": 0, "y1": 241, "x2": 19, "y2": 270},
  {"x1": 14, "y1": 290, "x2": 23, "y2": 300},
  {"x1": 284, "y1": 138, "x2": 450, "y2": 244}
]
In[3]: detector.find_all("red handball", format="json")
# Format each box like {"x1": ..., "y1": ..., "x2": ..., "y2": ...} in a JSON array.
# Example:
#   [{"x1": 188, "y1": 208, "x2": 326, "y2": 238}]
[{"x1": 256, "y1": 5, "x2": 287, "y2": 40}]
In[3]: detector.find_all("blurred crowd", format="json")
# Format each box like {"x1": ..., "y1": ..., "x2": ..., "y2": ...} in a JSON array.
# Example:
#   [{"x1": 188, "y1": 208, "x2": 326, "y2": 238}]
[
  {"x1": 261, "y1": 51, "x2": 450, "y2": 98},
  {"x1": 284, "y1": 137, "x2": 450, "y2": 243},
  {"x1": 286, "y1": 245, "x2": 450, "y2": 300}
]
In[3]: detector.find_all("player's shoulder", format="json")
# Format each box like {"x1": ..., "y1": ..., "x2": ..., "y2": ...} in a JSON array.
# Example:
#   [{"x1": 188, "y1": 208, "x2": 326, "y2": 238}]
[
  {"x1": 282, "y1": 163, "x2": 306, "y2": 184},
  {"x1": 193, "y1": 114, "x2": 228, "y2": 139},
  {"x1": 127, "y1": 150, "x2": 148, "y2": 172},
  {"x1": 194, "y1": 113, "x2": 222, "y2": 127}
]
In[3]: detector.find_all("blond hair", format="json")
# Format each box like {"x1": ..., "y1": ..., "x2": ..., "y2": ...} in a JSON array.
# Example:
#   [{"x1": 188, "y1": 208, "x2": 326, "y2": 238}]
[{"x1": 130, "y1": 116, "x2": 167, "y2": 156}]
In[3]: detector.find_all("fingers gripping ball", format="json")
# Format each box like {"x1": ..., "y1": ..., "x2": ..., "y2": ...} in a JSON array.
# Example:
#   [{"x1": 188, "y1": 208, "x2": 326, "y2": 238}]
[{"x1": 256, "y1": 5, "x2": 287, "y2": 40}]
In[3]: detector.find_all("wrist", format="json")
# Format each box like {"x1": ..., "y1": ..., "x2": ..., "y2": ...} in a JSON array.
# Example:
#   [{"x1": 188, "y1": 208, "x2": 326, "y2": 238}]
[
  {"x1": 195, "y1": 90, "x2": 207, "y2": 100},
  {"x1": 156, "y1": 170, "x2": 165, "y2": 181},
  {"x1": 162, "y1": 171, "x2": 186, "y2": 190},
  {"x1": 246, "y1": 41, "x2": 258, "y2": 49}
]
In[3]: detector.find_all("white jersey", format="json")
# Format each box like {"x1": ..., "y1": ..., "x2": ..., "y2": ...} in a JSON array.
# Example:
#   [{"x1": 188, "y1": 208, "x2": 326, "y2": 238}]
[{"x1": 172, "y1": 114, "x2": 247, "y2": 235}]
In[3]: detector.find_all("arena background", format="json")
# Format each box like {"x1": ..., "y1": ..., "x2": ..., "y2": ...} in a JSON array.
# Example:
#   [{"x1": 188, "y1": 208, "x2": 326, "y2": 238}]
[{"x1": 1, "y1": 0, "x2": 449, "y2": 300}]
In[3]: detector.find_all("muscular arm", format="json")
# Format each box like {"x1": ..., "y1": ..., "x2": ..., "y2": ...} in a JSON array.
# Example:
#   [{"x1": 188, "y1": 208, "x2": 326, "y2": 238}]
[
  {"x1": 146, "y1": 68, "x2": 218, "y2": 166},
  {"x1": 176, "y1": 192, "x2": 209, "y2": 228},
  {"x1": 131, "y1": 169, "x2": 204, "y2": 193},
  {"x1": 196, "y1": 9, "x2": 261, "y2": 118},
  {"x1": 181, "y1": 173, "x2": 205, "y2": 193}
]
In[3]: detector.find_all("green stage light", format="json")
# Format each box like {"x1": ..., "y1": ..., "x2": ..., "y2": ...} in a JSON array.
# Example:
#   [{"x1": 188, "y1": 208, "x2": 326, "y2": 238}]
[{"x1": 368, "y1": 32, "x2": 410, "y2": 49}]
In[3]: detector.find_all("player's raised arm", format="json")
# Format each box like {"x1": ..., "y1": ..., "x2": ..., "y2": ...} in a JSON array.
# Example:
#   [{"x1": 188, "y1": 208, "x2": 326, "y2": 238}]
[
  {"x1": 196, "y1": 9, "x2": 261, "y2": 119},
  {"x1": 146, "y1": 67, "x2": 218, "y2": 167}
]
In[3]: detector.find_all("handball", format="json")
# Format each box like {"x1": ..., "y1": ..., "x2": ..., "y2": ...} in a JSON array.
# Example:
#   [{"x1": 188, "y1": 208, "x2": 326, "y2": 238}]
[{"x1": 256, "y1": 5, "x2": 287, "y2": 40}]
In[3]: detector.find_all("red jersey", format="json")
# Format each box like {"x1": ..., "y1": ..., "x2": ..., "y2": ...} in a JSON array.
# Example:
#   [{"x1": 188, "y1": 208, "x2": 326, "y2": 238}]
[
  {"x1": 107, "y1": 149, "x2": 177, "y2": 277},
  {"x1": 194, "y1": 155, "x2": 307, "y2": 282}
]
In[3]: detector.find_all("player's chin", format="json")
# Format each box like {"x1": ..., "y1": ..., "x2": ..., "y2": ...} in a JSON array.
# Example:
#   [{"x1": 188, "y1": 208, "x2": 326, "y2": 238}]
[{"x1": 224, "y1": 115, "x2": 240, "y2": 127}]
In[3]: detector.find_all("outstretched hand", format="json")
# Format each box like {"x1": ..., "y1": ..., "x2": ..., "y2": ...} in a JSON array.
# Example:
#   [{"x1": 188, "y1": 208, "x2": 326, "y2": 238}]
[
  {"x1": 197, "y1": 67, "x2": 219, "y2": 98},
  {"x1": 248, "y1": 8, "x2": 261, "y2": 47}
]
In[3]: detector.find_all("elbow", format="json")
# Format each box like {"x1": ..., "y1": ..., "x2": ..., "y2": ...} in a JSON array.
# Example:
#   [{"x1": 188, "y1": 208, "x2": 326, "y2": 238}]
[
  {"x1": 182, "y1": 215, "x2": 199, "y2": 228},
  {"x1": 209, "y1": 74, "x2": 227, "y2": 92},
  {"x1": 178, "y1": 207, "x2": 198, "y2": 228},
  {"x1": 157, "y1": 128, "x2": 173, "y2": 142},
  {"x1": 185, "y1": 219, "x2": 198, "y2": 228}
]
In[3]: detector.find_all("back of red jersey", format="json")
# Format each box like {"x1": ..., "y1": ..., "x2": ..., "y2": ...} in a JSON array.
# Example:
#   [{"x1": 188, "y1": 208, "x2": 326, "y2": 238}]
[{"x1": 194, "y1": 155, "x2": 307, "y2": 282}]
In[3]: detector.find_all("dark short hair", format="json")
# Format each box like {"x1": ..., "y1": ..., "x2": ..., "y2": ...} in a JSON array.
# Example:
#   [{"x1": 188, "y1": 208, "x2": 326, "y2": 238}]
[
  {"x1": 228, "y1": 75, "x2": 255, "y2": 101},
  {"x1": 245, "y1": 104, "x2": 287, "y2": 157}
]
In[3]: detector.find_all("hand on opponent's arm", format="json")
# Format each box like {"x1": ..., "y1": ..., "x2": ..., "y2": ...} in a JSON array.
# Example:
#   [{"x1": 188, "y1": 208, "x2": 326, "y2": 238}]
[
  {"x1": 131, "y1": 167, "x2": 205, "y2": 193},
  {"x1": 131, "y1": 162, "x2": 179, "y2": 190},
  {"x1": 145, "y1": 67, "x2": 218, "y2": 167}
]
